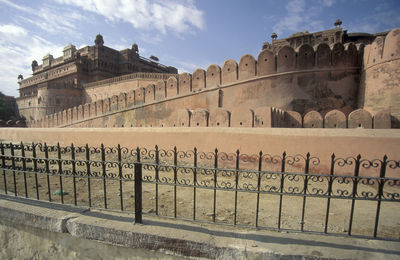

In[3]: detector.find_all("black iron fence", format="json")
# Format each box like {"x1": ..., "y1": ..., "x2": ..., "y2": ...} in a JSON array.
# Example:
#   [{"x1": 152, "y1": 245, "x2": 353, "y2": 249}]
[{"x1": 0, "y1": 142, "x2": 399, "y2": 240}]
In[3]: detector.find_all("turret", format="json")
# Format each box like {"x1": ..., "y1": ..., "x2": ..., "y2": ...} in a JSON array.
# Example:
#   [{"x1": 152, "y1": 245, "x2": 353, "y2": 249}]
[{"x1": 95, "y1": 34, "x2": 104, "y2": 46}]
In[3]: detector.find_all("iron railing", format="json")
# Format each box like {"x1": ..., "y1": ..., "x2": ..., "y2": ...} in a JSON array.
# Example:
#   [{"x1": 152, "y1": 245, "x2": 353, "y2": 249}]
[{"x1": 0, "y1": 142, "x2": 399, "y2": 240}]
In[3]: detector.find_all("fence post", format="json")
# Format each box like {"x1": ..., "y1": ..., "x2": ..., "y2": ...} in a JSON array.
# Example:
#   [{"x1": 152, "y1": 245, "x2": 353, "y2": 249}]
[
  {"x1": 0, "y1": 142, "x2": 7, "y2": 194},
  {"x1": 374, "y1": 155, "x2": 387, "y2": 237},
  {"x1": 134, "y1": 147, "x2": 142, "y2": 224}
]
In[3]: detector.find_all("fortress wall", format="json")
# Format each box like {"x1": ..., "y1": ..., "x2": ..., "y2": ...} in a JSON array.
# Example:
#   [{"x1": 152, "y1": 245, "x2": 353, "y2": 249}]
[
  {"x1": 257, "y1": 49, "x2": 275, "y2": 76},
  {"x1": 332, "y1": 43, "x2": 346, "y2": 68},
  {"x1": 83, "y1": 77, "x2": 166, "y2": 103},
  {"x1": 348, "y1": 108, "x2": 372, "y2": 129},
  {"x1": 206, "y1": 64, "x2": 221, "y2": 87},
  {"x1": 96, "y1": 100, "x2": 103, "y2": 116},
  {"x1": 144, "y1": 84, "x2": 155, "y2": 103},
  {"x1": 297, "y1": 44, "x2": 315, "y2": 69},
  {"x1": 90, "y1": 101, "x2": 96, "y2": 117},
  {"x1": 209, "y1": 108, "x2": 230, "y2": 127},
  {"x1": 38, "y1": 42, "x2": 366, "y2": 129},
  {"x1": 1, "y1": 127, "x2": 399, "y2": 177},
  {"x1": 345, "y1": 43, "x2": 358, "y2": 67},
  {"x1": 277, "y1": 46, "x2": 296, "y2": 72},
  {"x1": 238, "y1": 54, "x2": 256, "y2": 80},
  {"x1": 192, "y1": 69, "x2": 206, "y2": 91},
  {"x1": 118, "y1": 93, "x2": 126, "y2": 110},
  {"x1": 179, "y1": 73, "x2": 192, "y2": 94},
  {"x1": 42, "y1": 67, "x2": 361, "y2": 129},
  {"x1": 230, "y1": 108, "x2": 253, "y2": 127},
  {"x1": 167, "y1": 77, "x2": 178, "y2": 97},
  {"x1": 359, "y1": 28, "x2": 400, "y2": 127},
  {"x1": 84, "y1": 103, "x2": 90, "y2": 119},
  {"x1": 221, "y1": 59, "x2": 238, "y2": 84},
  {"x1": 155, "y1": 80, "x2": 166, "y2": 101},
  {"x1": 315, "y1": 43, "x2": 331, "y2": 67},
  {"x1": 135, "y1": 88, "x2": 145, "y2": 105},
  {"x1": 324, "y1": 109, "x2": 347, "y2": 128},
  {"x1": 127, "y1": 90, "x2": 135, "y2": 107}
]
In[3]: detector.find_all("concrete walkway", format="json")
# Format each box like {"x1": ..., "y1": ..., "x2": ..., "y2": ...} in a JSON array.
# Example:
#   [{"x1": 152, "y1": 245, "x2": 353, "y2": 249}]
[{"x1": 0, "y1": 194, "x2": 399, "y2": 259}]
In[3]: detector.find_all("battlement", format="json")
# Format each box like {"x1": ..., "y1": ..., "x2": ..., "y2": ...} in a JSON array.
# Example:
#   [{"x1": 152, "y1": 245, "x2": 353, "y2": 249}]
[
  {"x1": 18, "y1": 28, "x2": 400, "y2": 130},
  {"x1": 27, "y1": 39, "x2": 375, "y2": 130},
  {"x1": 83, "y1": 72, "x2": 178, "y2": 89}
]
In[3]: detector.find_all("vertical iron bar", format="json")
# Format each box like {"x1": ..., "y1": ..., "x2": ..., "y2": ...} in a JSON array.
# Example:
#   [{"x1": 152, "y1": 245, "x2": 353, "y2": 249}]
[
  {"x1": 85, "y1": 144, "x2": 91, "y2": 207},
  {"x1": 0, "y1": 143, "x2": 7, "y2": 194},
  {"x1": 374, "y1": 155, "x2": 387, "y2": 237},
  {"x1": 20, "y1": 142, "x2": 28, "y2": 198},
  {"x1": 234, "y1": 150, "x2": 240, "y2": 225},
  {"x1": 101, "y1": 143, "x2": 107, "y2": 209},
  {"x1": 193, "y1": 147, "x2": 197, "y2": 220},
  {"x1": 213, "y1": 148, "x2": 218, "y2": 222},
  {"x1": 44, "y1": 143, "x2": 51, "y2": 202},
  {"x1": 278, "y1": 152, "x2": 286, "y2": 230},
  {"x1": 300, "y1": 153, "x2": 310, "y2": 232},
  {"x1": 324, "y1": 153, "x2": 335, "y2": 233},
  {"x1": 155, "y1": 145, "x2": 159, "y2": 215},
  {"x1": 32, "y1": 142, "x2": 39, "y2": 200},
  {"x1": 118, "y1": 144, "x2": 124, "y2": 211},
  {"x1": 71, "y1": 144, "x2": 77, "y2": 206},
  {"x1": 348, "y1": 154, "x2": 361, "y2": 236},
  {"x1": 134, "y1": 147, "x2": 142, "y2": 223},
  {"x1": 57, "y1": 143, "x2": 64, "y2": 204},
  {"x1": 10, "y1": 143, "x2": 17, "y2": 196},
  {"x1": 255, "y1": 151, "x2": 263, "y2": 227},
  {"x1": 173, "y1": 146, "x2": 178, "y2": 218}
]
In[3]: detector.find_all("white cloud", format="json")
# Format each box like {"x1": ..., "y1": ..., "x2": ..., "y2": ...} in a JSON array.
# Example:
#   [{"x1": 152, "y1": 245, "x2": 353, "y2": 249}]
[
  {"x1": 1, "y1": 0, "x2": 88, "y2": 38},
  {"x1": 56, "y1": 0, "x2": 205, "y2": 34},
  {"x1": 0, "y1": 23, "x2": 64, "y2": 97}
]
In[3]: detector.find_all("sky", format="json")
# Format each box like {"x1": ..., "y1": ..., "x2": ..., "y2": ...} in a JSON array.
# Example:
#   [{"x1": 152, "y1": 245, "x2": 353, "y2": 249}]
[{"x1": 0, "y1": 0, "x2": 399, "y2": 97}]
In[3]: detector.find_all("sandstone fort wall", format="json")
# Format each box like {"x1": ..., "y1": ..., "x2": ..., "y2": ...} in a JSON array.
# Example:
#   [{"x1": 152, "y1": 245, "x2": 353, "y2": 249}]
[
  {"x1": 25, "y1": 29, "x2": 400, "y2": 129},
  {"x1": 359, "y1": 28, "x2": 400, "y2": 127},
  {"x1": 29, "y1": 40, "x2": 373, "y2": 129}
]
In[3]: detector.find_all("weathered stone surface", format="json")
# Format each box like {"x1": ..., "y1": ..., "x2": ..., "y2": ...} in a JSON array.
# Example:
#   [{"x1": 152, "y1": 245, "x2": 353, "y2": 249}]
[
  {"x1": 209, "y1": 108, "x2": 230, "y2": 127},
  {"x1": 284, "y1": 111, "x2": 302, "y2": 128},
  {"x1": 254, "y1": 107, "x2": 272, "y2": 127},
  {"x1": 348, "y1": 109, "x2": 372, "y2": 128},
  {"x1": 191, "y1": 109, "x2": 209, "y2": 127},
  {"x1": 324, "y1": 109, "x2": 346, "y2": 128},
  {"x1": 231, "y1": 108, "x2": 254, "y2": 127},
  {"x1": 206, "y1": 64, "x2": 221, "y2": 87},
  {"x1": 303, "y1": 111, "x2": 323, "y2": 128},
  {"x1": 373, "y1": 110, "x2": 391, "y2": 129}
]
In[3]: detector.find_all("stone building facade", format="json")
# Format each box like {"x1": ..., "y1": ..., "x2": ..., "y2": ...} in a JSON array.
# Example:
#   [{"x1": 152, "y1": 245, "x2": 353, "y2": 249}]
[
  {"x1": 17, "y1": 34, "x2": 177, "y2": 121},
  {"x1": 263, "y1": 26, "x2": 388, "y2": 53}
]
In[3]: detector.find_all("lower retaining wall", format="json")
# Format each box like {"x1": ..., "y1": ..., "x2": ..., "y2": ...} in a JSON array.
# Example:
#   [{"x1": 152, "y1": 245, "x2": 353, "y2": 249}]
[
  {"x1": 1, "y1": 195, "x2": 399, "y2": 259},
  {"x1": 0, "y1": 127, "x2": 399, "y2": 177}
]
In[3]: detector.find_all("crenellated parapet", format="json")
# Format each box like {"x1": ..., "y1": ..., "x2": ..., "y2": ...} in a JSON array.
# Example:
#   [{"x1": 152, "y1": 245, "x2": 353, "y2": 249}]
[
  {"x1": 359, "y1": 28, "x2": 400, "y2": 126},
  {"x1": 32, "y1": 40, "x2": 382, "y2": 130}
]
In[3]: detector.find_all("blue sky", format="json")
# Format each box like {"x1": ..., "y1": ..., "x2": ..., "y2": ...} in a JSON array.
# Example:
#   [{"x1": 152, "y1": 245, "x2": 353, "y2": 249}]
[{"x1": 0, "y1": 0, "x2": 399, "y2": 97}]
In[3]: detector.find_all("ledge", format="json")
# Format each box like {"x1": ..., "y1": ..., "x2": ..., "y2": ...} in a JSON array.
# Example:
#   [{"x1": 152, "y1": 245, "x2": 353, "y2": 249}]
[{"x1": 0, "y1": 194, "x2": 399, "y2": 259}]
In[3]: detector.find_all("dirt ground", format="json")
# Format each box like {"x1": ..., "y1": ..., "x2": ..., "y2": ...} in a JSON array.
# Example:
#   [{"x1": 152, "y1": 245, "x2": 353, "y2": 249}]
[{"x1": 1, "y1": 146, "x2": 399, "y2": 240}]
